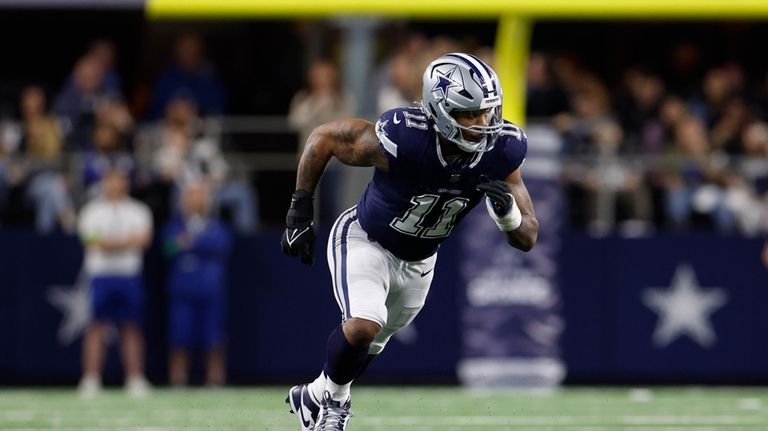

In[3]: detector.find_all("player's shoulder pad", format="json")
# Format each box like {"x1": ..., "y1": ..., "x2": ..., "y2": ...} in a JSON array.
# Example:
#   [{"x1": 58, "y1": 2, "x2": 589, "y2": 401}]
[
  {"x1": 374, "y1": 107, "x2": 430, "y2": 158},
  {"x1": 496, "y1": 121, "x2": 528, "y2": 170}
]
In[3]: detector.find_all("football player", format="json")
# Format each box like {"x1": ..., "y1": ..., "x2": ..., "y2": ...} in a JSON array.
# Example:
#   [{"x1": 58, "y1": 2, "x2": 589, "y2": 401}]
[{"x1": 281, "y1": 53, "x2": 538, "y2": 430}]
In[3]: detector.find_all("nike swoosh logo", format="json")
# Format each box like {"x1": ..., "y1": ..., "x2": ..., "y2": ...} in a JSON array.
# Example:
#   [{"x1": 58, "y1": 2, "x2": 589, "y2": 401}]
[
  {"x1": 393, "y1": 113, "x2": 401, "y2": 124},
  {"x1": 420, "y1": 268, "x2": 433, "y2": 277},
  {"x1": 299, "y1": 390, "x2": 312, "y2": 428},
  {"x1": 286, "y1": 227, "x2": 309, "y2": 247}
]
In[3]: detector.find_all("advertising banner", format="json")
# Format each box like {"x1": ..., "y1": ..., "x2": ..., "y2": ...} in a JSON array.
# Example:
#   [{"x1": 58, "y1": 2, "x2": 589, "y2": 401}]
[{"x1": 457, "y1": 125, "x2": 565, "y2": 388}]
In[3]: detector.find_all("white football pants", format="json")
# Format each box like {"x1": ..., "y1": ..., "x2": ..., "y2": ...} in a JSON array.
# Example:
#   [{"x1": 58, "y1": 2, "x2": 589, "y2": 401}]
[{"x1": 326, "y1": 207, "x2": 437, "y2": 355}]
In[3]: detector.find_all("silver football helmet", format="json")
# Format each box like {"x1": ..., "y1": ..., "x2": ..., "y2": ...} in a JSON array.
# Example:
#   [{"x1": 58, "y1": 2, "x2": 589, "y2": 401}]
[{"x1": 421, "y1": 52, "x2": 504, "y2": 152}]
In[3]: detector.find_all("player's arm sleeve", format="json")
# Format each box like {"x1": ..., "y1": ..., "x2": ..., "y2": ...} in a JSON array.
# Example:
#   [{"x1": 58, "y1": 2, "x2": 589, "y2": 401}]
[
  {"x1": 502, "y1": 123, "x2": 529, "y2": 177},
  {"x1": 374, "y1": 109, "x2": 409, "y2": 177}
]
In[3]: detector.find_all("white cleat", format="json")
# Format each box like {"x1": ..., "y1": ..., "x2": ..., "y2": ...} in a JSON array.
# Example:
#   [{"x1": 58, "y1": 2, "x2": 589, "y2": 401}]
[
  {"x1": 286, "y1": 384, "x2": 321, "y2": 431},
  {"x1": 315, "y1": 390, "x2": 352, "y2": 430}
]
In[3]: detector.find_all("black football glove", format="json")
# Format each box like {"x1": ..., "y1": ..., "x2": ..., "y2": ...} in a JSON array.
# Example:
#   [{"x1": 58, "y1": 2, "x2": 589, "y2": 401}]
[
  {"x1": 476, "y1": 175, "x2": 514, "y2": 216},
  {"x1": 280, "y1": 189, "x2": 316, "y2": 265}
]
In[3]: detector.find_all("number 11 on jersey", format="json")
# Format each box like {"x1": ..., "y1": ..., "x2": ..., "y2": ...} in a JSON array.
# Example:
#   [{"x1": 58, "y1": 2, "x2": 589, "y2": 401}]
[{"x1": 390, "y1": 194, "x2": 469, "y2": 239}]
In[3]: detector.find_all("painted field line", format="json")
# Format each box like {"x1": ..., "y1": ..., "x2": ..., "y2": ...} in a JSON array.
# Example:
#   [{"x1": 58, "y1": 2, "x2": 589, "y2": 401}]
[
  {"x1": 2, "y1": 428, "x2": 213, "y2": 431},
  {"x1": 357, "y1": 415, "x2": 767, "y2": 426}
]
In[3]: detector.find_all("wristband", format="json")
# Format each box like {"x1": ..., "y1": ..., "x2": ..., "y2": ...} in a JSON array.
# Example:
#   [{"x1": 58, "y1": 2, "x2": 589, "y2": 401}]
[{"x1": 485, "y1": 195, "x2": 522, "y2": 231}]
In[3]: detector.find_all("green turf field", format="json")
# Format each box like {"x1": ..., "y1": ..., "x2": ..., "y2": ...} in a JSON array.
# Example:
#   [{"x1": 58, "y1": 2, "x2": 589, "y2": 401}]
[{"x1": 1, "y1": 386, "x2": 767, "y2": 430}]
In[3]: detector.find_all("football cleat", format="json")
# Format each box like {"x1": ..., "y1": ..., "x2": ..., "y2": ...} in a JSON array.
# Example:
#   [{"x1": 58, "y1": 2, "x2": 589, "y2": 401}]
[
  {"x1": 286, "y1": 384, "x2": 321, "y2": 431},
  {"x1": 314, "y1": 390, "x2": 352, "y2": 430}
]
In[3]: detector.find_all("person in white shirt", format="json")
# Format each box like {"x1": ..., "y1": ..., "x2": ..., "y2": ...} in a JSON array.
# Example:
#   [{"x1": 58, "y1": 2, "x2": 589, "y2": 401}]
[{"x1": 76, "y1": 168, "x2": 153, "y2": 398}]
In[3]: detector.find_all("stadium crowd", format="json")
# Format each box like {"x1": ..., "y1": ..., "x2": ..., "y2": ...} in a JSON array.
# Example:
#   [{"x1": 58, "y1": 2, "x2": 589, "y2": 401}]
[
  {"x1": 533, "y1": 47, "x2": 768, "y2": 236},
  {"x1": 0, "y1": 34, "x2": 255, "y2": 235},
  {"x1": 0, "y1": 32, "x2": 766, "y2": 237}
]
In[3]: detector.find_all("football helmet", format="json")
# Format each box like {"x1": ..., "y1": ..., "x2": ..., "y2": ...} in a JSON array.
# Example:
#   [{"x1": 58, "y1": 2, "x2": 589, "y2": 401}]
[{"x1": 421, "y1": 52, "x2": 504, "y2": 152}]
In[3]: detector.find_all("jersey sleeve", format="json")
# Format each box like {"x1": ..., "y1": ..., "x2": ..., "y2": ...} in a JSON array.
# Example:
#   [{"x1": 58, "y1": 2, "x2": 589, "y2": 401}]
[
  {"x1": 374, "y1": 108, "x2": 429, "y2": 177},
  {"x1": 500, "y1": 122, "x2": 528, "y2": 177}
]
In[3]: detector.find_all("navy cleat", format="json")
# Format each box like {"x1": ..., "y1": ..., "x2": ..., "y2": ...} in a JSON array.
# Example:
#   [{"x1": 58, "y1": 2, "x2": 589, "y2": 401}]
[
  {"x1": 315, "y1": 390, "x2": 352, "y2": 430},
  {"x1": 286, "y1": 384, "x2": 320, "y2": 431}
]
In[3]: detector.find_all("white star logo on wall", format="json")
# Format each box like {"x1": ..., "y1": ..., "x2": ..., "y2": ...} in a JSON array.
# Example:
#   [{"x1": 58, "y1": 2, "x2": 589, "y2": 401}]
[
  {"x1": 642, "y1": 264, "x2": 727, "y2": 348},
  {"x1": 47, "y1": 271, "x2": 90, "y2": 346}
]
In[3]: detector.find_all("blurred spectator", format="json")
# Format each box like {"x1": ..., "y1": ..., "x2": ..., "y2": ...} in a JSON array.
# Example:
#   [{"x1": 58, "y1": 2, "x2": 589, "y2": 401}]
[
  {"x1": 739, "y1": 121, "x2": 768, "y2": 181},
  {"x1": 721, "y1": 121, "x2": 768, "y2": 235},
  {"x1": 614, "y1": 67, "x2": 665, "y2": 152},
  {"x1": 53, "y1": 55, "x2": 124, "y2": 150},
  {"x1": 149, "y1": 106, "x2": 224, "y2": 187},
  {"x1": 0, "y1": 86, "x2": 74, "y2": 233},
  {"x1": 376, "y1": 51, "x2": 421, "y2": 114},
  {"x1": 689, "y1": 67, "x2": 737, "y2": 129},
  {"x1": 138, "y1": 93, "x2": 256, "y2": 232},
  {"x1": 0, "y1": 119, "x2": 20, "y2": 212},
  {"x1": 163, "y1": 181, "x2": 232, "y2": 386},
  {"x1": 288, "y1": 59, "x2": 354, "y2": 151},
  {"x1": 644, "y1": 95, "x2": 689, "y2": 154},
  {"x1": 148, "y1": 33, "x2": 226, "y2": 120},
  {"x1": 95, "y1": 98, "x2": 134, "y2": 142},
  {"x1": 426, "y1": 36, "x2": 460, "y2": 62},
  {"x1": 82, "y1": 122, "x2": 135, "y2": 199},
  {"x1": 77, "y1": 169, "x2": 152, "y2": 398},
  {"x1": 134, "y1": 93, "x2": 198, "y2": 221},
  {"x1": 60, "y1": 40, "x2": 122, "y2": 101},
  {"x1": 660, "y1": 115, "x2": 734, "y2": 231},
  {"x1": 21, "y1": 86, "x2": 65, "y2": 160},
  {"x1": 666, "y1": 42, "x2": 702, "y2": 99},
  {"x1": 558, "y1": 78, "x2": 651, "y2": 232},
  {"x1": 86, "y1": 39, "x2": 122, "y2": 94},
  {"x1": 550, "y1": 53, "x2": 588, "y2": 97},
  {"x1": 368, "y1": 32, "x2": 427, "y2": 115},
  {"x1": 288, "y1": 59, "x2": 353, "y2": 225},
  {"x1": 719, "y1": 168, "x2": 763, "y2": 236},
  {"x1": 710, "y1": 96, "x2": 751, "y2": 155},
  {"x1": 526, "y1": 52, "x2": 569, "y2": 118}
]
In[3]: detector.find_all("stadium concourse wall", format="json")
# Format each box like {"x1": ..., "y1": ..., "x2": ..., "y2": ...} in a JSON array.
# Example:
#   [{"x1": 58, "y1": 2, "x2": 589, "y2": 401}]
[{"x1": 1, "y1": 226, "x2": 767, "y2": 386}]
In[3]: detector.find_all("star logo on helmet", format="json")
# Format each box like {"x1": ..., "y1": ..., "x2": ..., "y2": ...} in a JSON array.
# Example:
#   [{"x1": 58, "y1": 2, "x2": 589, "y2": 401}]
[{"x1": 432, "y1": 66, "x2": 462, "y2": 100}]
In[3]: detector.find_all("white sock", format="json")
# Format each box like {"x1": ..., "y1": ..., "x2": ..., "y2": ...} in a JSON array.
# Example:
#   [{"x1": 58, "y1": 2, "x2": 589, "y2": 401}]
[
  {"x1": 325, "y1": 376, "x2": 351, "y2": 402},
  {"x1": 307, "y1": 371, "x2": 327, "y2": 404}
]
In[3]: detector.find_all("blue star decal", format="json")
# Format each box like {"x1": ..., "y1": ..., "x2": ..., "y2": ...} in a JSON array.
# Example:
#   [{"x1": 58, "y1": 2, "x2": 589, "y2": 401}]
[{"x1": 432, "y1": 66, "x2": 461, "y2": 99}]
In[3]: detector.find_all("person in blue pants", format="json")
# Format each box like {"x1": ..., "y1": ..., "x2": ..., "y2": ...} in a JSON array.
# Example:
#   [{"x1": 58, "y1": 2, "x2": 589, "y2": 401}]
[{"x1": 163, "y1": 181, "x2": 232, "y2": 386}]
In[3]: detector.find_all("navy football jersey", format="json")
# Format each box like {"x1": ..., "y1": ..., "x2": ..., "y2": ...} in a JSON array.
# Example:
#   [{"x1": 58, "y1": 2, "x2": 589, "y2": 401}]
[{"x1": 356, "y1": 107, "x2": 527, "y2": 261}]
